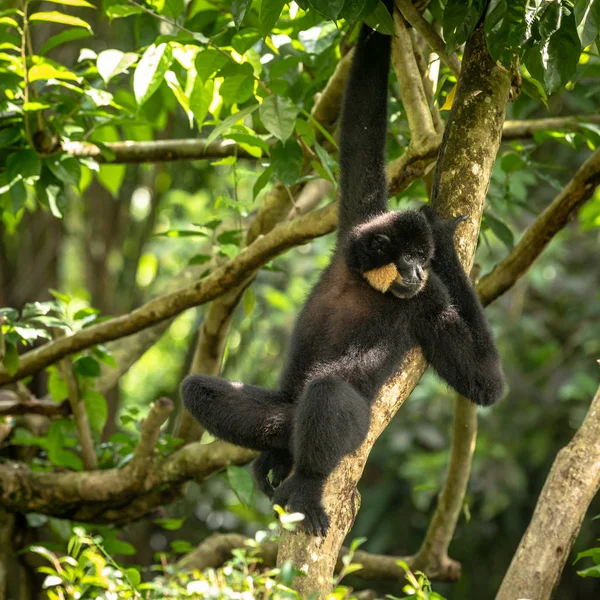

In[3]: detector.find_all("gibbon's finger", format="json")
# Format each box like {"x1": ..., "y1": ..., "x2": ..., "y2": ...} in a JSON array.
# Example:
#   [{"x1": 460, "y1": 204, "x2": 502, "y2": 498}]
[{"x1": 454, "y1": 214, "x2": 469, "y2": 226}]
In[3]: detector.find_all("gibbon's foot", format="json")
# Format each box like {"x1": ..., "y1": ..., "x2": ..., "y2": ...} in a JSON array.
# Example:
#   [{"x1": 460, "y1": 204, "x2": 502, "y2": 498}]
[
  {"x1": 252, "y1": 450, "x2": 293, "y2": 498},
  {"x1": 272, "y1": 474, "x2": 330, "y2": 537}
]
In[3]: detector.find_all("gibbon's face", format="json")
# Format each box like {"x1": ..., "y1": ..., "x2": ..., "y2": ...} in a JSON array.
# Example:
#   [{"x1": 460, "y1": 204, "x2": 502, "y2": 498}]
[
  {"x1": 359, "y1": 210, "x2": 434, "y2": 299},
  {"x1": 363, "y1": 250, "x2": 429, "y2": 298}
]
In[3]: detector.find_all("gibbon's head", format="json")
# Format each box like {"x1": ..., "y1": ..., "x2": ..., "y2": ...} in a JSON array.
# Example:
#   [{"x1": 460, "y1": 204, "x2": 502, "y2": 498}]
[{"x1": 347, "y1": 210, "x2": 434, "y2": 299}]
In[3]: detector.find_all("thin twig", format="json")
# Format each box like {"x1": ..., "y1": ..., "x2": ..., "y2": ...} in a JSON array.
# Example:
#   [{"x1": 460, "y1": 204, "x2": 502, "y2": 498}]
[
  {"x1": 19, "y1": 0, "x2": 34, "y2": 147},
  {"x1": 57, "y1": 342, "x2": 98, "y2": 470},
  {"x1": 394, "y1": 0, "x2": 461, "y2": 77}
]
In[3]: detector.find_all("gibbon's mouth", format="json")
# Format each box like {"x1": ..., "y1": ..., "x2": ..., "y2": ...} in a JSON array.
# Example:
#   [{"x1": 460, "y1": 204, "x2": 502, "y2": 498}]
[{"x1": 362, "y1": 263, "x2": 427, "y2": 298}]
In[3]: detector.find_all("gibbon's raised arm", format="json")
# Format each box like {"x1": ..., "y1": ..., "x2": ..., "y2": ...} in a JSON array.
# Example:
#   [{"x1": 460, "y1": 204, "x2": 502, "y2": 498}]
[{"x1": 338, "y1": 12, "x2": 393, "y2": 240}]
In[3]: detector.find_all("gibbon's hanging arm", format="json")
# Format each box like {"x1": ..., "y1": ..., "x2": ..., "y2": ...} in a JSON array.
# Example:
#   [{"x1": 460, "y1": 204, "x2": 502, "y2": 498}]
[{"x1": 181, "y1": 0, "x2": 504, "y2": 537}]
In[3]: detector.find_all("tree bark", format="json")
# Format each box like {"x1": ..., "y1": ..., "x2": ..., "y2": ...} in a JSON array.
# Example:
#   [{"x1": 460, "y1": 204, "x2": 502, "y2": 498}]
[{"x1": 496, "y1": 383, "x2": 600, "y2": 600}]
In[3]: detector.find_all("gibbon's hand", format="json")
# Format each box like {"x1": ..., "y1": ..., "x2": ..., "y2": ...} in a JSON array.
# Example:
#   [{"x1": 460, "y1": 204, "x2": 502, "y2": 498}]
[{"x1": 420, "y1": 205, "x2": 467, "y2": 263}]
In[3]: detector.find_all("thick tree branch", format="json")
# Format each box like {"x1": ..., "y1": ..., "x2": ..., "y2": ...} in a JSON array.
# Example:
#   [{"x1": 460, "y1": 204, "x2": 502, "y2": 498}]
[
  {"x1": 177, "y1": 532, "x2": 459, "y2": 582},
  {"x1": 277, "y1": 23, "x2": 511, "y2": 595},
  {"x1": 394, "y1": 0, "x2": 461, "y2": 77},
  {"x1": 501, "y1": 114, "x2": 600, "y2": 140},
  {"x1": 496, "y1": 382, "x2": 600, "y2": 600},
  {"x1": 0, "y1": 403, "x2": 258, "y2": 521},
  {"x1": 0, "y1": 396, "x2": 70, "y2": 417},
  {"x1": 0, "y1": 205, "x2": 337, "y2": 384},
  {"x1": 61, "y1": 139, "x2": 262, "y2": 163},
  {"x1": 58, "y1": 116, "x2": 600, "y2": 165},
  {"x1": 5, "y1": 136, "x2": 599, "y2": 390},
  {"x1": 478, "y1": 146, "x2": 600, "y2": 305},
  {"x1": 410, "y1": 395, "x2": 477, "y2": 580}
]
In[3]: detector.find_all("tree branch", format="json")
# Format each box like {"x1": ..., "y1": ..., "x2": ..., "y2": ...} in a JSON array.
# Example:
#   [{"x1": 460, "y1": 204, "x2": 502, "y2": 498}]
[
  {"x1": 394, "y1": 0, "x2": 461, "y2": 78},
  {"x1": 0, "y1": 402, "x2": 258, "y2": 522},
  {"x1": 58, "y1": 116, "x2": 600, "y2": 165},
  {"x1": 0, "y1": 205, "x2": 338, "y2": 384},
  {"x1": 477, "y1": 146, "x2": 600, "y2": 305},
  {"x1": 496, "y1": 382, "x2": 600, "y2": 600},
  {"x1": 501, "y1": 114, "x2": 600, "y2": 140},
  {"x1": 391, "y1": 9, "x2": 437, "y2": 147},
  {"x1": 177, "y1": 532, "x2": 460, "y2": 582},
  {"x1": 410, "y1": 395, "x2": 477, "y2": 580},
  {"x1": 0, "y1": 396, "x2": 70, "y2": 417},
  {"x1": 59, "y1": 353, "x2": 98, "y2": 470},
  {"x1": 61, "y1": 139, "x2": 263, "y2": 163}
]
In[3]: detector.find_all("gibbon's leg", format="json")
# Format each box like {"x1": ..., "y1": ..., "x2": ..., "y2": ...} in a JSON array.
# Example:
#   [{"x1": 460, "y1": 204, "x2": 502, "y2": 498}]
[
  {"x1": 273, "y1": 377, "x2": 371, "y2": 536},
  {"x1": 180, "y1": 375, "x2": 293, "y2": 451},
  {"x1": 252, "y1": 449, "x2": 294, "y2": 498}
]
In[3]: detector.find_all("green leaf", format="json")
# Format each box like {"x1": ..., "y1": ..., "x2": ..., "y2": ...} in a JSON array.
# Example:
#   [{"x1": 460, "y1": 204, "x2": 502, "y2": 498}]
[
  {"x1": 484, "y1": 213, "x2": 514, "y2": 250},
  {"x1": 0, "y1": 16, "x2": 19, "y2": 29},
  {"x1": 154, "y1": 517, "x2": 185, "y2": 530},
  {"x1": 0, "y1": 128, "x2": 21, "y2": 147},
  {"x1": 270, "y1": 139, "x2": 303, "y2": 185},
  {"x1": 443, "y1": 0, "x2": 486, "y2": 52},
  {"x1": 28, "y1": 63, "x2": 79, "y2": 82},
  {"x1": 253, "y1": 165, "x2": 272, "y2": 199},
  {"x1": 155, "y1": 229, "x2": 208, "y2": 237},
  {"x1": 231, "y1": 29, "x2": 261, "y2": 55},
  {"x1": 165, "y1": 70, "x2": 193, "y2": 124},
  {"x1": 125, "y1": 568, "x2": 141, "y2": 588},
  {"x1": 97, "y1": 49, "x2": 137, "y2": 83},
  {"x1": 220, "y1": 73, "x2": 255, "y2": 106},
  {"x1": 577, "y1": 564, "x2": 600, "y2": 578},
  {"x1": 363, "y1": 0, "x2": 394, "y2": 35},
  {"x1": 260, "y1": 0, "x2": 286, "y2": 36},
  {"x1": 205, "y1": 104, "x2": 259, "y2": 145},
  {"x1": 232, "y1": 0, "x2": 252, "y2": 29},
  {"x1": 3, "y1": 341, "x2": 19, "y2": 376},
  {"x1": 7, "y1": 150, "x2": 41, "y2": 183},
  {"x1": 242, "y1": 286, "x2": 255, "y2": 316},
  {"x1": 341, "y1": 0, "x2": 377, "y2": 22},
  {"x1": 484, "y1": 0, "x2": 527, "y2": 66},
  {"x1": 574, "y1": 547, "x2": 600, "y2": 565},
  {"x1": 82, "y1": 390, "x2": 108, "y2": 433},
  {"x1": 227, "y1": 465, "x2": 254, "y2": 507},
  {"x1": 46, "y1": 0, "x2": 95, "y2": 7},
  {"x1": 574, "y1": 0, "x2": 600, "y2": 48},
  {"x1": 39, "y1": 27, "x2": 91, "y2": 55},
  {"x1": 46, "y1": 156, "x2": 81, "y2": 188},
  {"x1": 134, "y1": 43, "x2": 173, "y2": 106},
  {"x1": 148, "y1": 0, "x2": 184, "y2": 19},
  {"x1": 524, "y1": 5, "x2": 581, "y2": 94},
  {"x1": 195, "y1": 48, "x2": 229, "y2": 82},
  {"x1": 226, "y1": 132, "x2": 269, "y2": 155},
  {"x1": 308, "y1": 0, "x2": 345, "y2": 20},
  {"x1": 106, "y1": 4, "x2": 143, "y2": 18},
  {"x1": 189, "y1": 77, "x2": 213, "y2": 127},
  {"x1": 73, "y1": 356, "x2": 101, "y2": 378},
  {"x1": 29, "y1": 11, "x2": 91, "y2": 30},
  {"x1": 48, "y1": 367, "x2": 68, "y2": 401},
  {"x1": 500, "y1": 152, "x2": 526, "y2": 173},
  {"x1": 260, "y1": 95, "x2": 297, "y2": 142}
]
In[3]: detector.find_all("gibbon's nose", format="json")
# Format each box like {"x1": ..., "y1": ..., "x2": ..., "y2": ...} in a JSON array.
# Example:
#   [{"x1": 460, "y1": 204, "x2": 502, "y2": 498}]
[{"x1": 414, "y1": 265, "x2": 424, "y2": 282}]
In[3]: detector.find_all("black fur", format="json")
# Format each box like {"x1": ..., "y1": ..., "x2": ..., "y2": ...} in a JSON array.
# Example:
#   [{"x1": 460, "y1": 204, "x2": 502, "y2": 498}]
[{"x1": 181, "y1": 5, "x2": 504, "y2": 536}]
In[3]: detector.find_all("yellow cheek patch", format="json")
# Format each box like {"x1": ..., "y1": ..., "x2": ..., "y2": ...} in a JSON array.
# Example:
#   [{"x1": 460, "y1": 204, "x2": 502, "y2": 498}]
[{"x1": 363, "y1": 263, "x2": 400, "y2": 293}]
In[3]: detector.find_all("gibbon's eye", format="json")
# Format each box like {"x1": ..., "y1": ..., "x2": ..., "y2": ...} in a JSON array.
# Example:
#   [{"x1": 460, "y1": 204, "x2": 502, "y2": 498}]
[{"x1": 404, "y1": 253, "x2": 415, "y2": 262}]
